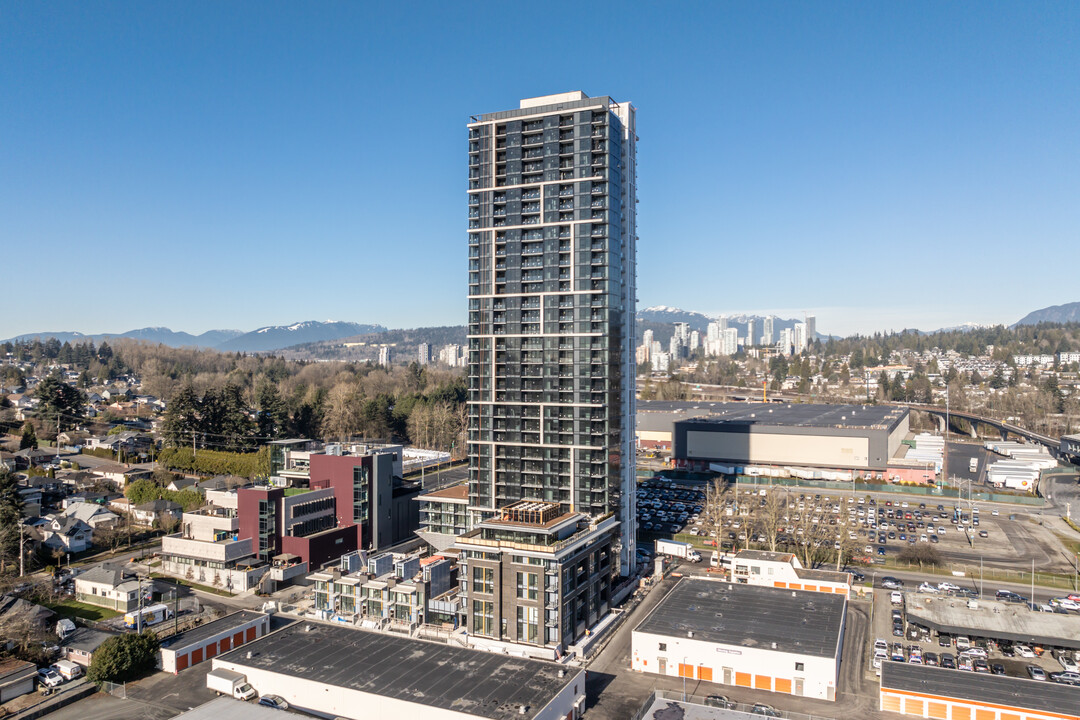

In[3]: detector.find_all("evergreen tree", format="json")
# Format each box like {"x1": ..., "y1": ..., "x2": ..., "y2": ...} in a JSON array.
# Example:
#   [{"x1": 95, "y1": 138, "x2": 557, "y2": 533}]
[
  {"x1": 0, "y1": 470, "x2": 24, "y2": 573},
  {"x1": 19, "y1": 422, "x2": 37, "y2": 450},
  {"x1": 162, "y1": 383, "x2": 200, "y2": 447},
  {"x1": 34, "y1": 371, "x2": 85, "y2": 432},
  {"x1": 87, "y1": 631, "x2": 160, "y2": 683},
  {"x1": 255, "y1": 378, "x2": 288, "y2": 439}
]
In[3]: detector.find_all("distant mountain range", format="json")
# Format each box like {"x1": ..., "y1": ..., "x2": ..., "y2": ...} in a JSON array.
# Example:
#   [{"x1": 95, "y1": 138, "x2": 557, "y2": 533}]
[
  {"x1": 5, "y1": 321, "x2": 386, "y2": 353},
  {"x1": 9, "y1": 301, "x2": 1077, "y2": 357},
  {"x1": 1013, "y1": 301, "x2": 1080, "y2": 328}
]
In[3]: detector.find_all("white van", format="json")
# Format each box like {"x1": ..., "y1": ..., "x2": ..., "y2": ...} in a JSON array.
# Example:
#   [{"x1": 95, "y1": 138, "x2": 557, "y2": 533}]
[{"x1": 51, "y1": 660, "x2": 82, "y2": 681}]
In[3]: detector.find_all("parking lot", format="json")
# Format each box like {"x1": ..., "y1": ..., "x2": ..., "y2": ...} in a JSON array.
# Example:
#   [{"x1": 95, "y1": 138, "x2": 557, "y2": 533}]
[
  {"x1": 637, "y1": 477, "x2": 1006, "y2": 560},
  {"x1": 636, "y1": 478, "x2": 706, "y2": 538},
  {"x1": 869, "y1": 587, "x2": 1080, "y2": 685}
]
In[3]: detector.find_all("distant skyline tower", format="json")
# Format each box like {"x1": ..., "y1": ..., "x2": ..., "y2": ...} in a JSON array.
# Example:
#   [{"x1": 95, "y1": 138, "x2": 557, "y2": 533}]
[
  {"x1": 806, "y1": 314, "x2": 817, "y2": 347},
  {"x1": 746, "y1": 318, "x2": 756, "y2": 347},
  {"x1": 793, "y1": 322, "x2": 807, "y2": 354},
  {"x1": 763, "y1": 315, "x2": 775, "y2": 346},
  {"x1": 465, "y1": 91, "x2": 637, "y2": 569}
]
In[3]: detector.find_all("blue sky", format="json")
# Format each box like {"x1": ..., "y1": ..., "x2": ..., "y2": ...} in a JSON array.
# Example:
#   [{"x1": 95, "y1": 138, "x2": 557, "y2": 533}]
[{"x1": 3, "y1": 2, "x2": 1077, "y2": 339}]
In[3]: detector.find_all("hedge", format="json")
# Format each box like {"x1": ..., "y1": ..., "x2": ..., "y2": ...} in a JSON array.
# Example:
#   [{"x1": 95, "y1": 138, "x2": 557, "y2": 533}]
[{"x1": 156, "y1": 446, "x2": 270, "y2": 478}]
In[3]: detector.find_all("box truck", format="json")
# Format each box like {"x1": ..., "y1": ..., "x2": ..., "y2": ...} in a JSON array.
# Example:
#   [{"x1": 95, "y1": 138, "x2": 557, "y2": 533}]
[
  {"x1": 655, "y1": 539, "x2": 701, "y2": 562},
  {"x1": 207, "y1": 668, "x2": 257, "y2": 700}
]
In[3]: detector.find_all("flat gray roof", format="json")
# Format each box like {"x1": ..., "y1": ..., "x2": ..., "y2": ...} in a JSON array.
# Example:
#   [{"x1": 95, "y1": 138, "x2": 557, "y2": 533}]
[
  {"x1": 669, "y1": 402, "x2": 908, "y2": 432},
  {"x1": 216, "y1": 621, "x2": 580, "y2": 719},
  {"x1": 175, "y1": 696, "x2": 304, "y2": 719},
  {"x1": 882, "y1": 662, "x2": 1080, "y2": 716},
  {"x1": 635, "y1": 578, "x2": 846, "y2": 659},
  {"x1": 163, "y1": 611, "x2": 267, "y2": 653},
  {"x1": 905, "y1": 592, "x2": 1080, "y2": 649}
]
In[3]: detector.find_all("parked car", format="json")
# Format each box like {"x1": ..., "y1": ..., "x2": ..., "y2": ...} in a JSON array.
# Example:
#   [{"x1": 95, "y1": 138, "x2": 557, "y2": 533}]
[
  {"x1": 1016, "y1": 645, "x2": 1036, "y2": 658},
  {"x1": 1058, "y1": 653, "x2": 1080, "y2": 672},
  {"x1": 973, "y1": 658, "x2": 990, "y2": 673},
  {"x1": 37, "y1": 668, "x2": 63, "y2": 688},
  {"x1": 751, "y1": 704, "x2": 783, "y2": 717},
  {"x1": 990, "y1": 663, "x2": 1006, "y2": 675},
  {"x1": 919, "y1": 582, "x2": 938, "y2": 594},
  {"x1": 1049, "y1": 671, "x2": 1080, "y2": 686},
  {"x1": 258, "y1": 695, "x2": 290, "y2": 710},
  {"x1": 705, "y1": 695, "x2": 737, "y2": 709},
  {"x1": 961, "y1": 647, "x2": 988, "y2": 659},
  {"x1": 1027, "y1": 665, "x2": 1047, "y2": 681},
  {"x1": 890, "y1": 591, "x2": 904, "y2": 605},
  {"x1": 924, "y1": 652, "x2": 939, "y2": 666},
  {"x1": 881, "y1": 577, "x2": 903, "y2": 589},
  {"x1": 940, "y1": 653, "x2": 956, "y2": 669}
]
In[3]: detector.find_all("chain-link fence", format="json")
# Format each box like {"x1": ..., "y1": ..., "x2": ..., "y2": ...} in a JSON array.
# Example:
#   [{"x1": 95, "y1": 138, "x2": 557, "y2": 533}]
[{"x1": 98, "y1": 680, "x2": 125, "y2": 698}]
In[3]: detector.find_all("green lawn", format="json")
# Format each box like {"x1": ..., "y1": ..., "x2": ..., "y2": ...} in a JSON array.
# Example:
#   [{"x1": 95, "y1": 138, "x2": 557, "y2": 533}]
[{"x1": 45, "y1": 599, "x2": 122, "y2": 622}]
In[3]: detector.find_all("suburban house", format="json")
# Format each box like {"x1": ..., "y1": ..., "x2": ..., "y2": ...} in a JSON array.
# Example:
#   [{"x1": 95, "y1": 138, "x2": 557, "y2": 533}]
[
  {"x1": 166, "y1": 476, "x2": 200, "y2": 492},
  {"x1": 109, "y1": 497, "x2": 134, "y2": 515},
  {"x1": 87, "y1": 463, "x2": 130, "y2": 487},
  {"x1": 0, "y1": 594, "x2": 56, "y2": 632},
  {"x1": 61, "y1": 501, "x2": 120, "y2": 529},
  {"x1": 87, "y1": 431, "x2": 152, "y2": 456},
  {"x1": 74, "y1": 564, "x2": 147, "y2": 612},
  {"x1": 132, "y1": 499, "x2": 182, "y2": 527},
  {"x1": 35, "y1": 516, "x2": 93, "y2": 553},
  {"x1": 60, "y1": 626, "x2": 120, "y2": 667}
]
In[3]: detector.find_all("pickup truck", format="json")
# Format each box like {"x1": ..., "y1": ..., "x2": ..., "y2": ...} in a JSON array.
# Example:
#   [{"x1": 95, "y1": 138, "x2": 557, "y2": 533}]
[{"x1": 207, "y1": 668, "x2": 257, "y2": 701}]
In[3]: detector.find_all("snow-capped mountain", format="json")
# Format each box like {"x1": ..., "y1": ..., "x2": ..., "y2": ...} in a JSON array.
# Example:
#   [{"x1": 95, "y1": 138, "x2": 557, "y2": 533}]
[
  {"x1": 5, "y1": 327, "x2": 244, "y2": 348},
  {"x1": 4, "y1": 321, "x2": 384, "y2": 353},
  {"x1": 215, "y1": 321, "x2": 386, "y2": 352}
]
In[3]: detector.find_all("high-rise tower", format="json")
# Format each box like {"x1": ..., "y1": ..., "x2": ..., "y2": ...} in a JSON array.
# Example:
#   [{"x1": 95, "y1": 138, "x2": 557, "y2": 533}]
[{"x1": 466, "y1": 92, "x2": 637, "y2": 573}]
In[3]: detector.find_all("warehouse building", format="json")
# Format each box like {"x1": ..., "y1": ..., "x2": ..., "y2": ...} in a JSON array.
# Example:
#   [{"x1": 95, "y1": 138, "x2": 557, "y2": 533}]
[
  {"x1": 880, "y1": 662, "x2": 1080, "y2": 720},
  {"x1": 160, "y1": 610, "x2": 270, "y2": 674},
  {"x1": 211, "y1": 620, "x2": 586, "y2": 720},
  {"x1": 631, "y1": 578, "x2": 846, "y2": 701},
  {"x1": 636, "y1": 401, "x2": 729, "y2": 451},
  {"x1": 672, "y1": 403, "x2": 909, "y2": 473},
  {"x1": 712, "y1": 550, "x2": 851, "y2": 596}
]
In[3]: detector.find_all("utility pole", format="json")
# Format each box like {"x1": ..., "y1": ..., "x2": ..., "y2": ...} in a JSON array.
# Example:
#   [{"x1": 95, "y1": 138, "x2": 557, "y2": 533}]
[
  {"x1": 18, "y1": 523, "x2": 24, "y2": 578},
  {"x1": 192, "y1": 431, "x2": 197, "y2": 459},
  {"x1": 136, "y1": 575, "x2": 143, "y2": 633},
  {"x1": 944, "y1": 387, "x2": 950, "y2": 498}
]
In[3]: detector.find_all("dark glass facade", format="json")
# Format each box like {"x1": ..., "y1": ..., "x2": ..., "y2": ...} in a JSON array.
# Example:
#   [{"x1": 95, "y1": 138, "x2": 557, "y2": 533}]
[{"x1": 466, "y1": 94, "x2": 637, "y2": 572}]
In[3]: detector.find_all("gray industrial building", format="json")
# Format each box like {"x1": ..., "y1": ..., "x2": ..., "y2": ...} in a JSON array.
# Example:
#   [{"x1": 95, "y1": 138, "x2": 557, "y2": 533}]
[
  {"x1": 211, "y1": 620, "x2": 587, "y2": 720},
  {"x1": 671, "y1": 403, "x2": 909, "y2": 472}
]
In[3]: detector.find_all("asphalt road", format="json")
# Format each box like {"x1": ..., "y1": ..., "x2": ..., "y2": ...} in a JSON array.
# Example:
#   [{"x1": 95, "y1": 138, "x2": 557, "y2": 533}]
[{"x1": 40, "y1": 694, "x2": 177, "y2": 720}]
